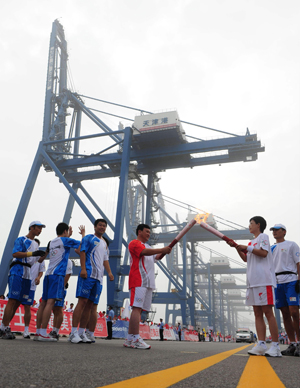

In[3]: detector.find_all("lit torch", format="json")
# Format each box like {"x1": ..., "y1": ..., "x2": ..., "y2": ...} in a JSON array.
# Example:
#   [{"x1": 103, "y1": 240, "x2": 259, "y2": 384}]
[
  {"x1": 199, "y1": 220, "x2": 247, "y2": 253},
  {"x1": 156, "y1": 218, "x2": 197, "y2": 260},
  {"x1": 199, "y1": 221, "x2": 237, "y2": 246}
]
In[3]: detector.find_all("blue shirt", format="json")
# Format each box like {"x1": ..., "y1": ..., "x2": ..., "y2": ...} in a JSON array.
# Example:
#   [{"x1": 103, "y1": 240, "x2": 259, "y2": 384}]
[
  {"x1": 46, "y1": 237, "x2": 80, "y2": 276},
  {"x1": 80, "y1": 234, "x2": 109, "y2": 283},
  {"x1": 10, "y1": 237, "x2": 39, "y2": 279},
  {"x1": 107, "y1": 309, "x2": 114, "y2": 322}
]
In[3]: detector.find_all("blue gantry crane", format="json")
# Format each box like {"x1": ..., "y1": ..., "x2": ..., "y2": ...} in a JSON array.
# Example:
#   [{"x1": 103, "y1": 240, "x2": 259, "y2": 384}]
[{"x1": 0, "y1": 20, "x2": 265, "y2": 331}]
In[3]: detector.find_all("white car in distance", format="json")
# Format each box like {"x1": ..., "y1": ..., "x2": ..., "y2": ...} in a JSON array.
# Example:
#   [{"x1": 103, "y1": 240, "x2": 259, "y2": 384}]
[{"x1": 235, "y1": 328, "x2": 254, "y2": 343}]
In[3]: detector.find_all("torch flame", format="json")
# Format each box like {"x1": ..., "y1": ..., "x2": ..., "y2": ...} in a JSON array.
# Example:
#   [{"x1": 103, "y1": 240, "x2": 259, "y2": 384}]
[{"x1": 194, "y1": 213, "x2": 210, "y2": 224}]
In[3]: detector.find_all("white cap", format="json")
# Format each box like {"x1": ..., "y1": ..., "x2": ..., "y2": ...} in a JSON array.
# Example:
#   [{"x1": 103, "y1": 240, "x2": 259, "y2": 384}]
[
  {"x1": 270, "y1": 224, "x2": 286, "y2": 231},
  {"x1": 29, "y1": 221, "x2": 46, "y2": 228}
]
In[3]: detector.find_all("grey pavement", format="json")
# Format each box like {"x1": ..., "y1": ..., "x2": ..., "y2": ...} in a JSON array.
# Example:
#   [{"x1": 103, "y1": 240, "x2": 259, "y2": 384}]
[{"x1": 0, "y1": 337, "x2": 298, "y2": 388}]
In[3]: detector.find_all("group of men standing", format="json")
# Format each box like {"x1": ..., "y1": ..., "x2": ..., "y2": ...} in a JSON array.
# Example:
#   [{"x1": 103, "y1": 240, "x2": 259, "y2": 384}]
[
  {"x1": 0, "y1": 217, "x2": 299, "y2": 355},
  {"x1": 0, "y1": 218, "x2": 114, "y2": 344}
]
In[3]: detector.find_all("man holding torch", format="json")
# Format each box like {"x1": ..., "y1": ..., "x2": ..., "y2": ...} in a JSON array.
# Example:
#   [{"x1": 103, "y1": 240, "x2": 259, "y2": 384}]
[{"x1": 123, "y1": 224, "x2": 172, "y2": 349}]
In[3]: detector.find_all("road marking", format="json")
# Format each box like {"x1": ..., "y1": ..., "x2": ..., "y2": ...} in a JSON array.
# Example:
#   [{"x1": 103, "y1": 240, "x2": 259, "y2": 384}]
[
  {"x1": 181, "y1": 351, "x2": 199, "y2": 354},
  {"x1": 237, "y1": 356, "x2": 285, "y2": 388},
  {"x1": 100, "y1": 345, "x2": 250, "y2": 388}
]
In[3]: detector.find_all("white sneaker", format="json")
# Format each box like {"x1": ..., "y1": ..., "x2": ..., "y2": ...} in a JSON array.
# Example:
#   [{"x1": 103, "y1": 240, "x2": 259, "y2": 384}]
[
  {"x1": 69, "y1": 330, "x2": 83, "y2": 344},
  {"x1": 131, "y1": 338, "x2": 151, "y2": 349},
  {"x1": 248, "y1": 344, "x2": 267, "y2": 356},
  {"x1": 265, "y1": 345, "x2": 282, "y2": 357},
  {"x1": 23, "y1": 331, "x2": 30, "y2": 339},
  {"x1": 123, "y1": 339, "x2": 132, "y2": 348},
  {"x1": 85, "y1": 331, "x2": 95, "y2": 343},
  {"x1": 80, "y1": 332, "x2": 92, "y2": 343},
  {"x1": 38, "y1": 334, "x2": 57, "y2": 342}
]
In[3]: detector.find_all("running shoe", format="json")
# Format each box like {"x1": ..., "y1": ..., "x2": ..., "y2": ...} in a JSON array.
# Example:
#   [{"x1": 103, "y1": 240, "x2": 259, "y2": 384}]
[
  {"x1": 281, "y1": 343, "x2": 296, "y2": 356},
  {"x1": 69, "y1": 330, "x2": 82, "y2": 344},
  {"x1": 38, "y1": 333, "x2": 57, "y2": 342},
  {"x1": 80, "y1": 332, "x2": 92, "y2": 343},
  {"x1": 131, "y1": 338, "x2": 151, "y2": 349},
  {"x1": 23, "y1": 331, "x2": 31, "y2": 339},
  {"x1": 33, "y1": 334, "x2": 40, "y2": 341},
  {"x1": 49, "y1": 331, "x2": 60, "y2": 340},
  {"x1": 1, "y1": 327, "x2": 15, "y2": 340},
  {"x1": 293, "y1": 343, "x2": 300, "y2": 357},
  {"x1": 123, "y1": 339, "x2": 132, "y2": 348},
  {"x1": 0, "y1": 329, "x2": 5, "y2": 338},
  {"x1": 247, "y1": 343, "x2": 267, "y2": 356},
  {"x1": 265, "y1": 345, "x2": 282, "y2": 357},
  {"x1": 85, "y1": 331, "x2": 95, "y2": 343}
]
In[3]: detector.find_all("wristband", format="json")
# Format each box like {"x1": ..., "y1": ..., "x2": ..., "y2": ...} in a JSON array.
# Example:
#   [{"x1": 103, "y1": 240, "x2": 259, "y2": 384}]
[
  {"x1": 247, "y1": 246, "x2": 254, "y2": 253},
  {"x1": 27, "y1": 252, "x2": 33, "y2": 257}
]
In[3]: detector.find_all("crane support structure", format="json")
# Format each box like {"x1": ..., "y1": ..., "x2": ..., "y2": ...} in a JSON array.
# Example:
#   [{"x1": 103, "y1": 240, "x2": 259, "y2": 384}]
[{"x1": 0, "y1": 20, "x2": 265, "y2": 332}]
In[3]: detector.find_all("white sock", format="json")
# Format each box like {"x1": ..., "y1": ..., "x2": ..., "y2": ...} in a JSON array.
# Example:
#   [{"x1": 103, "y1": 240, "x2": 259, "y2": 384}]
[
  {"x1": 127, "y1": 334, "x2": 134, "y2": 341},
  {"x1": 24, "y1": 326, "x2": 29, "y2": 332},
  {"x1": 258, "y1": 340, "x2": 266, "y2": 346},
  {"x1": 71, "y1": 327, "x2": 77, "y2": 334},
  {"x1": 86, "y1": 329, "x2": 91, "y2": 334},
  {"x1": 40, "y1": 329, "x2": 47, "y2": 336},
  {"x1": 0, "y1": 323, "x2": 5, "y2": 330},
  {"x1": 78, "y1": 327, "x2": 85, "y2": 335},
  {"x1": 53, "y1": 327, "x2": 59, "y2": 334},
  {"x1": 271, "y1": 341, "x2": 279, "y2": 347},
  {"x1": 132, "y1": 334, "x2": 140, "y2": 340},
  {"x1": 89, "y1": 331, "x2": 94, "y2": 336},
  {"x1": 36, "y1": 329, "x2": 40, "y2": 335}
]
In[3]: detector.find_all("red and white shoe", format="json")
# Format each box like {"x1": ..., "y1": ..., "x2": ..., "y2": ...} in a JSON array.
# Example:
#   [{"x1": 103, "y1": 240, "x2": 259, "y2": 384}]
[
  {"x1": 123, "y1": 339, "x2": 132, "y2": 348},
  {"x1": 131, "y1": 338, "x2": 151, "y2": 349},
  {"x1": 38, "y1": 334, "x2": 57, "y2": 342},
  {"x1": 33, "y1": 334, "x2": 40, "y2": 341}
]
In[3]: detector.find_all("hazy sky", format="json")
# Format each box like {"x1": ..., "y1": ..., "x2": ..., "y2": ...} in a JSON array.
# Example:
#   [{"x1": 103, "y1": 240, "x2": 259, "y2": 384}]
[{"x1": 1, "y1": 1, "x2": 299, "y2": 329}]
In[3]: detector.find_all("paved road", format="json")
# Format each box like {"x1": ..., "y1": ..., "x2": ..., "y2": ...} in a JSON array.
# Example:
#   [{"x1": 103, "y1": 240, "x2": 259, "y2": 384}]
[{"x1": 0, "y1": 337, "x2": 298, "y2": 387}]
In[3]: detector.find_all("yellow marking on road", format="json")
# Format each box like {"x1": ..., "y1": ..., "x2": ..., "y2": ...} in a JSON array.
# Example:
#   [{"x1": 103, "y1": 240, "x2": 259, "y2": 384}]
[
  {"x1": 100, "y1": 345, "x2": 250, "y2": 388},
  {"x1": 237, "y1": 356, "x2": 285, "y2": 388}
]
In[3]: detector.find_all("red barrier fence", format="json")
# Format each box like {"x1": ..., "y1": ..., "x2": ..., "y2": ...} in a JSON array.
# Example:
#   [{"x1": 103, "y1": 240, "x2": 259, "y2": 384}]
[{"x1": 0, "y1": 300, "x2": 107, "y2": 337}]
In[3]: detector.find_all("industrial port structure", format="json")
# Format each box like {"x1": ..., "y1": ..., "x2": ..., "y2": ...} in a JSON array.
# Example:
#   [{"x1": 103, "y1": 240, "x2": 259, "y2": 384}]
[{"x1": 0, "y1": 20, "x2": 267, "y2": 334}]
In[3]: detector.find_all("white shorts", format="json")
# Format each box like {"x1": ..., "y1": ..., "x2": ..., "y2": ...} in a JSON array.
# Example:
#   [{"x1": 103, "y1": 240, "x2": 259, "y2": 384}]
[
  {"x1": 129, "y1": 287, "x2": 153, "y2": 311},
  {"x1": 246, "y1": 286, "x2": 275, "y2": 306}
]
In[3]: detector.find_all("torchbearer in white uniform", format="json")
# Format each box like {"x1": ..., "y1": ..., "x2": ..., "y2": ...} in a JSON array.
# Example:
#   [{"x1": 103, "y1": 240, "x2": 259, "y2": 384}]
[{"x1": 227, "y1": 216, "x2": 281, "y2": 357}]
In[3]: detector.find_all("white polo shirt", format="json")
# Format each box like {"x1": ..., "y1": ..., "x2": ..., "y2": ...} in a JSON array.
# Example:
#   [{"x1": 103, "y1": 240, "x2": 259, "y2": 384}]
[
  {"x1": 30, "y1": 261, "x2": 46, "y2": 291},
  {"x1": 272, "y1": 240, "x2": 300, "y2": 284},
  {"x1": 246, "y1": 233, "x2": 276, "y2": 288}
]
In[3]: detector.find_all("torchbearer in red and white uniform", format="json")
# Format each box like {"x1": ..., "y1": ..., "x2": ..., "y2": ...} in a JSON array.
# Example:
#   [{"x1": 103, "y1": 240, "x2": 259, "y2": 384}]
[
  {"x1": 227, "y1": 216, "x2": 281, "y2": 357},
  {"x1": 123, "y1": 224, "x2": 172, "y2": 350}
]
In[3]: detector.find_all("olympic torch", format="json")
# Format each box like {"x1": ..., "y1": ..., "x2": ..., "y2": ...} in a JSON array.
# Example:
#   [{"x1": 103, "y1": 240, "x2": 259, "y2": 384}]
[
  {"x1": 156, "y1": 218, "x2": 197, "y2": 260},
  {"x1": 199, "y1": 221, "x2": 247, "y2": 253},
  {"x1": 199, "y1": 222, "x2": 237, "y2": 245}
]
